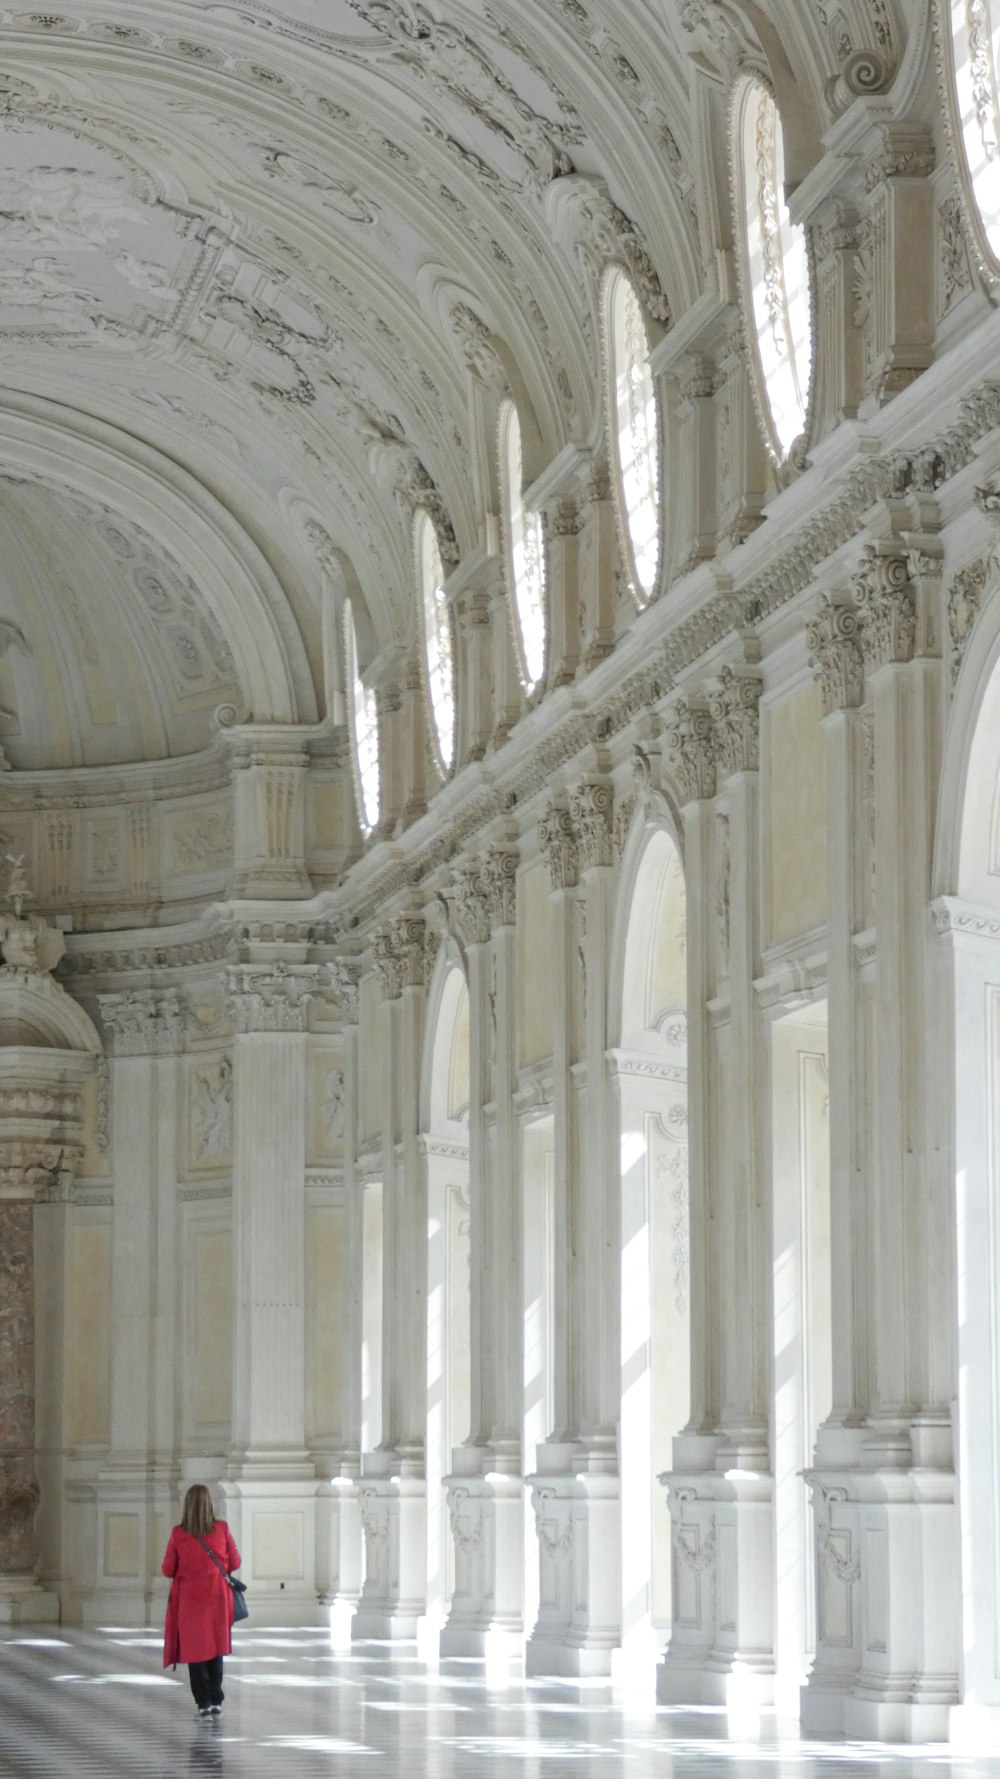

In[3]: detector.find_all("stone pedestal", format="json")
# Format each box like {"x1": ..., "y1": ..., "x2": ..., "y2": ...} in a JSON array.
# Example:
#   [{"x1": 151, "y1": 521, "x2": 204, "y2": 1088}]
[{"x1": 353, "y1": 1458, "x2": 426, "y2": 1640}]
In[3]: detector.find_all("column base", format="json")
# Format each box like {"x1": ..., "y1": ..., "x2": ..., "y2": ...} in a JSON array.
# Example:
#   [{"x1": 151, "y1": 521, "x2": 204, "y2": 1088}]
[
  {"x1": 525, "y1": 1452, "x2": 620, "y2": 1679},
  {"x1": 951, "y1": 1703, "x2": 1000, "y2": 1747},
  {"x1": 657, "y1": 1652, "x2": 774, "y2": 1709},
  {"x1": 439, "y1": 1460, "x2": 524, "y2": 1660},
  {"x1": 844, "y1": 1688, "x2": 955, "y2": 1744},
  {"x1": 0, "y1": 1578, "x2": 60, "y2": 1625},
  {"x1": 351, "y1": 1466, "x2": 426, "y2": 1643}
]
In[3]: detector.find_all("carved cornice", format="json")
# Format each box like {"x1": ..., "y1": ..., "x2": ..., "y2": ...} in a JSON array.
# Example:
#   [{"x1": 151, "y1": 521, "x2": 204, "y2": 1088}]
[
  {"x1": 854, "y1": 547, "x2": 915, "y2": 669},
  {"x1": 665, "y1": 699, "x2": 716, "y2": 805},
  {"x1": 708, "y1": 667, "x2": 761, "y2": 779},
  {"x1": 538, "y1": 801, "x2": 580, "y2": 891},
  {"x1": 807, "y1": 596, "x2": 865, "y2": 715},
  {"x1": 100, "y1": 987, "x2": 182, "y2": 1056},
  {"x1": 226, "y1": 963, "x2": 315, "y2": 1033}
]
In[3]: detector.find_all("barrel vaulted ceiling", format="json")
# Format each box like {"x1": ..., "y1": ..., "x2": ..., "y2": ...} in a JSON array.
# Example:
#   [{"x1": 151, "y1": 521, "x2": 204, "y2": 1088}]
[{"x1": 0, "y1": 0, "x2": 906, "y2": 769}]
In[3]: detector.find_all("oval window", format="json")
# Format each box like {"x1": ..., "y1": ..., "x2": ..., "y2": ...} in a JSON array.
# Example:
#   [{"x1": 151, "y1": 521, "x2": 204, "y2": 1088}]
[
  {"x1": 735, "y1": 79, "x2": 813, "y2": 464},
  {"x1": 500, "y1": 401, "x2": 547, "y2": 691},
  {"x1": 345, "y1": 599, "x2": 381, "y2": 836},
  {"x1": 417, "y1": 511, "x2": 456, "y2": 776},
  {"x1": 947, "y1": 0, "x2": 1000, "y2": 268},
  {"x1": 605, "y1": 270, "x2": 662, "y2": 602}
]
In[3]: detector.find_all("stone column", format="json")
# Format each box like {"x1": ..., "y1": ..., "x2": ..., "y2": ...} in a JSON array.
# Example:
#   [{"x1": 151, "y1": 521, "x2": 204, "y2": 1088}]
[
  {"x1": 842, "y1": 545, "x2": 956, "y2": 1738},
  {"x1": 659, "y1": 670, "x2": 773, "y2": 1707},
  {"x1": 802, "y1": 591, "x2": 871, "y2": 1729},
  {"x1": 567, "y1": 777, "x2": 621, "y2": 1667},
  {"x1": 224, "y1": 961, "x2": 318, "y2": 1624},
  {"x1": 442, "y1": 843, "x2": 523, "y2": 1658},
  {"x1": 354, "y1": 915, "x2": 430, "y2": 1638},
  {"x1": 659, "y1": 697, "x2": 719, "y2": 1702},
  {"x1": 96, "y1": 987, "x2": 182, "y2": 1625},
  {"x1": 525, "y1": 791, "x2": 619, "y2": 1676},
  {"x1": 316, "y1": 961, "x2": 363, "y2": 1642}
]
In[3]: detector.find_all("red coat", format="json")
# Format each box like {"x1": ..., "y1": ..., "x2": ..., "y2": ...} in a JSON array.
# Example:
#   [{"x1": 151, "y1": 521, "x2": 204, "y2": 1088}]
[{"x1": 162, "y1": 1522, "x2": 241, "y2": 1668}]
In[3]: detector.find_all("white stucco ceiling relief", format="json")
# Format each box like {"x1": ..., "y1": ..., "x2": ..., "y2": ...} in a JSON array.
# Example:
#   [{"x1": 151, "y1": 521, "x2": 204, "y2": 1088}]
[{"x1": 0, "y1": 0, "x2": 882, "y2": 834}]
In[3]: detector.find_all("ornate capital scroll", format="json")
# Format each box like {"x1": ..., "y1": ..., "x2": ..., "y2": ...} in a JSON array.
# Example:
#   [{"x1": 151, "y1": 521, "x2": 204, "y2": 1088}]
[{"x1": 807, "y1": 596, "x2": 865, "y2": 714}]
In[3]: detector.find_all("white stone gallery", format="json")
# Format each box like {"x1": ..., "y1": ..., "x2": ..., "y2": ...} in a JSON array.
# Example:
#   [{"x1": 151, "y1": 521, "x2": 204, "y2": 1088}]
[{"x1": 5, "y1": 1, "x2": 1000, "y2": 1771}]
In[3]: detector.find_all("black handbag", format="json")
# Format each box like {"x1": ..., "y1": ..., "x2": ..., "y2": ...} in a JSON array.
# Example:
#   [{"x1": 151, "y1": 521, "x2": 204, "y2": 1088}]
[{"x1": 195, "y1": 1534, "x2": 249, "y2": 1622}]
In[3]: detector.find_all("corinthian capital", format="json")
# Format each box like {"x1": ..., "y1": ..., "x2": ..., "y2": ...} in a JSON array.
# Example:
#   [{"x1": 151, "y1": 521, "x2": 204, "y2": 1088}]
[
  {"x1": 453, "y1": 866, "x2": 492, "y2": 948},
  {"x1": 371, "y1": 915, "x2": 431, "y2": 998},
  {"x1": 709, "y1": 667, "x2": 762, "y2": 780},
  {"x1": 570, "y1": 781, "x2": 614, "y2": 871},
  {"x1": 538, "y1": 802, "x2": 580, "y2": 891},
  {"x1": 226, "y1": 963, "x2": 314, "y2": 1034},
  {"x1": 482, "y1": 845, "x2": 518, "y2": 929},
  {"x1": 854, "y1": 546, "x2": 915, "y2": 669},
  {"x1": 100, "y1": 988, "x2": 182, "y2": 1056},
  {"x1": 665, "y1": 700, "x2": 716, "y2": 805},
  {"x1": 807, "y1": 596, "x2": 865, "y2": 715}
]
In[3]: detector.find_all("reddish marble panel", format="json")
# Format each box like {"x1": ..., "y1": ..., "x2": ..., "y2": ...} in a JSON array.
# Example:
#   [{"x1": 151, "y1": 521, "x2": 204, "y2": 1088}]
[{"x1": 0, "y1": 1201, "x2": 38, "y2": 1573}]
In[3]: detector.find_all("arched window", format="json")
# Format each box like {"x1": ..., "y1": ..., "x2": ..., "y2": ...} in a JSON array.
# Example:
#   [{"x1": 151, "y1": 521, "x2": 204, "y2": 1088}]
[
  {"x1": 947, "y1": 0, "x2": 1000, "y2": 268},
  {"x1": 345, "y1": 599, "x2": 381, "y2": 836},
  {"x1": 417, "y1": 511, "x2": 456, "y2": 776},
  {"x1": 605, "y1": 270, "x2": 662, "y2": 603},
  {"x1": 734, "y1": 79, "x2": 814, "y2": 465},
  {"x1": 500, "y1": 401, "x2": 547, "y2": 692}
]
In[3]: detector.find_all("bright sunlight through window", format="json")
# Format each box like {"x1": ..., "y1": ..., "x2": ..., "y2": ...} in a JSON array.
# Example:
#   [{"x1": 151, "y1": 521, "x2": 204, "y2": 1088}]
[
  {"x1": 501, "y1": 401, "x2": 547, "y2": 691},
  {"x1": 345, "y1": 599, "x2": 381, "y2": 836},
  {"x1": 417, "y1": 511, "x2": 456, "y2": 776},
  {"x1": 737, "y1": 80, "x2": 813, "y2": 464},
  {"x1": 606, "y1": 271, "x2": 662, "y2": 603},
  {"x1": 950, "y1": 0, "x2": 1000, "y2": 264}
]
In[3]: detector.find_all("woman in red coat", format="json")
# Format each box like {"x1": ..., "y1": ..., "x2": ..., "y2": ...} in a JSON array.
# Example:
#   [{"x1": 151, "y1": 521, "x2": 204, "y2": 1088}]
[{"x1": 162, "y1": 1484, "x2": 242, "y2": 1719}]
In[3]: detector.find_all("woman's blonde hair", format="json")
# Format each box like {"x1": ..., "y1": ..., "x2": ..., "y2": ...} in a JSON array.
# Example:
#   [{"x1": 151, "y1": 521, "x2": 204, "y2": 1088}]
[{"x1": 180, "y1": 1484, "x2": 216, "y2": 1538}]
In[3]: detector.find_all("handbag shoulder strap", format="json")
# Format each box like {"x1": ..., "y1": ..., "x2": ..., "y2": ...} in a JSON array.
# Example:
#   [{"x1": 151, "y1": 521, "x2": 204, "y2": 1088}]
[{"x1": 193, "y1": 1532, "x2": 230, "y2": 1578}]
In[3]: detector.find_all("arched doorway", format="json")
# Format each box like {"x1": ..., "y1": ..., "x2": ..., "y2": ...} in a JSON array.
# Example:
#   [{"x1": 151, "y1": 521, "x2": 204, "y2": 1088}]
[
  {"x1": 610, "y1": 823, "x2": 691, "y2": 1682},
  {"x1": 420, "y1": 952, "x2": 472, "y2": 1634},
  {"x1": 935, "y1": 590, "x2": 1000, "y2": 1738}
]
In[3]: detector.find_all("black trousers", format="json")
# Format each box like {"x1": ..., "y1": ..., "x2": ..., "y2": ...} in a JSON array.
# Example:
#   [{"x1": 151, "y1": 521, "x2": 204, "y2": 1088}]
[{"x1": 187, "y1": 1656, "x2": 224, "y2": 1708}]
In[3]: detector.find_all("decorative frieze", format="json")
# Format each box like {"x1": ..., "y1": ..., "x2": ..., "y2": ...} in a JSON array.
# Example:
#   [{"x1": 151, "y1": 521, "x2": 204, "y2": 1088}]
[
  {"x1": 807, "y1": 596, "x2": 866, "y2": 715},
  {"x1": 226, "y1": 964, "x2": 315, "y2": 1033},
  {"x1": 100, "y1": 988, "x2": 182, "y2": 1056}
]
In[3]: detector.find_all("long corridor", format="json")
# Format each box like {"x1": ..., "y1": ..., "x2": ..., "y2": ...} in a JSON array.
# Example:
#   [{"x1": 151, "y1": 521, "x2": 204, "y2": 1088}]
[{"x1": 0, "y1": 1629, "x2": 984, "y2": 1779}]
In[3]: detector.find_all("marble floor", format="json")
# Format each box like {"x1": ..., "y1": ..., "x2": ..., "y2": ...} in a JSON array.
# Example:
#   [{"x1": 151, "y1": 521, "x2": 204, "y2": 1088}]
[{"x1": 0, "y1": 1628, "x2": 993, "y2": 1779}]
